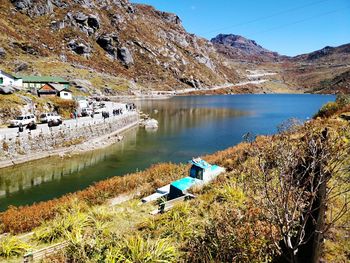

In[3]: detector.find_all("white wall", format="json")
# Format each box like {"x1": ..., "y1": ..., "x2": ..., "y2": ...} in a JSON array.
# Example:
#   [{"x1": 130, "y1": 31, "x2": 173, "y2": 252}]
[
  {"x1": 59, "y1": 91, "x2": 73, "y2": 100},
  {"x1": 0, "y1": 72, "x2": 23, "y2": 88}
]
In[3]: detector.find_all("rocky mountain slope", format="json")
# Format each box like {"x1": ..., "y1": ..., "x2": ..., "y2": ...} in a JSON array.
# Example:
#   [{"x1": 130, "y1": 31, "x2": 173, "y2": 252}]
[
  {"x1": 211, "y1": 34, "x2": 282, "y2": 62},
  {"x1": 212, "y1": 34, "x2": 350, "y2": 93},
  {"x1": 0, "y1": 0, "x2": 349, "y2": 95},
  {"x1": 0, "y1": 0, "x2": 239, "y2": 95},
  {"x1": 282, "y1": 44, "x2": 350, "y2": 92}
]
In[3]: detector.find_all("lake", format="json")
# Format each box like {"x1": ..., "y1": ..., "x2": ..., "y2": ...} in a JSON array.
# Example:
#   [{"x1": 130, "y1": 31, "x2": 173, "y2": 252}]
[{"x1": 0, "y1": 94, "x2": 335, "y2": 211}]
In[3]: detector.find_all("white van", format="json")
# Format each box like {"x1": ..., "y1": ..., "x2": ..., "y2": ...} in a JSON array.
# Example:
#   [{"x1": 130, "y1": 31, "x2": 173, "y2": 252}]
[
  {"x1": 9, "y1": 114, "x2": 36, "y2": 127},
  {"x1": 40, "y1": 113, "x2": 62, "y2": 123}
]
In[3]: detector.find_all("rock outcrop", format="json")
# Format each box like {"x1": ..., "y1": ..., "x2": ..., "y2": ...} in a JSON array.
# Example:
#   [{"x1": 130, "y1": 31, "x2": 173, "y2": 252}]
[
  {"x1": 64, "y1": 12, "x2": 100, "y2": 35},
  {"x1": 0, "y1": 86, "x2": 16, "y2": 95},
  {"x1": 117, "y1": 47, "x2": 134, "y2": 67},
  {"x1": 11, "y1": 0, "x2": 55, "y2": 17},
  {"x1": 96, "y1": 34, "x2": 119, "y2": 58},
  {"x1": 67, "y1": 40, "x2": 91, "y2": 57}
]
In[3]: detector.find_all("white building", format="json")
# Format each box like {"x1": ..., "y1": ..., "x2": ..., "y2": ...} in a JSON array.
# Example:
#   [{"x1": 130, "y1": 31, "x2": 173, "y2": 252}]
[
  {"x1": 37, "y1": 83, "x2": 73, "y2": 100},
  {"x1": 0, "y1": 70, "x2": 23, "y2": 88}
]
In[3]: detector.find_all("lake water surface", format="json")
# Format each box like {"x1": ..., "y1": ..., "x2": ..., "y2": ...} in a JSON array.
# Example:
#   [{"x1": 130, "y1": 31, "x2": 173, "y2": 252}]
[{"x1": 0, "y1": 94, "x2": 335, "y2": 210}]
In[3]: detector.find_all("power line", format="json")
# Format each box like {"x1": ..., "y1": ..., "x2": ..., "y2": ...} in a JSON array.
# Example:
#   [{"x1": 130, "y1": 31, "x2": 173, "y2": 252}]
[
  {"x1": 201, "y1": 0, "x2": 332, "y2": 35},
  {"x1": 251, "y1": 6, "x2": 350, "y2": 36}
]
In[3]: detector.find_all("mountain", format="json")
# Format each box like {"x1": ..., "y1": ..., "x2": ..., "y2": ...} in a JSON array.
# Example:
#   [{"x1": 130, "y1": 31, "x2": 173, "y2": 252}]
[
  {"x1": 211, "y1": 34, "x2": 282, "y2": 62},
  {"x1": 293, "y1": 43, "x2": 350, "y2": 62},
  {"x1": 211, "y1": 33, "x2": 350, "y2": 93},
  {"x1": 0, "y1": 0, "x2": 239, "y2": 95},
  {"x1": 0, "y1": 0, "x2": 349, "y2": 95},
  {"x1": 314, "y1": 70, "x2": 350, "y2": 94},
  {"x1": 281, "y1": 44, "x2": 350, "y2": 93}
]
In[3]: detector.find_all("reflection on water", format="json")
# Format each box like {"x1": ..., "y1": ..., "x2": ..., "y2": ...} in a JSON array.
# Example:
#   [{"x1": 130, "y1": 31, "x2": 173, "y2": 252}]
[
  {"x1": 0, "y1": 95, "x2": 334, "y2": 210},
  {"x1": 0, "y1": 128, "x2": 137, "y2": 201},
  {"x1": 149, "y1": 107, "x2": 247, "y2": 135}
]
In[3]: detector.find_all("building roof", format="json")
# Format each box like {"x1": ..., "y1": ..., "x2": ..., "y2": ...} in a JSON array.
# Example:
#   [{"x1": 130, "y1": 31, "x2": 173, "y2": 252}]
[
  {"x1": 21, "y1": 76, "x2": 69, "y2": 83},
  {"x1": 38, "y1": 83, "x2": 71, "y2": 93},
  {"x1": 49, "y1": 83, "x2": 71, "y2": 92},
  {"x1": 189, "y1": 158, "x2": 211, "y2": 170}
]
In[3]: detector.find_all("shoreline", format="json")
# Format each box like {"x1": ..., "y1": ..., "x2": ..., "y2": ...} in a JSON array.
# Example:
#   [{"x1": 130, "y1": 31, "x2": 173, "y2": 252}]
[{"x1": 0, "y1": 119, "x2": 139, "y2": 169}]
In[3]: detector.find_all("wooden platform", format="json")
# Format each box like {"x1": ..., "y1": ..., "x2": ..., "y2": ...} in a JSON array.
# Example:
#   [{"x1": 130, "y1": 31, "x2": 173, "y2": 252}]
[{"x1": 23, "y1": 241, "x2": 68, "y2": 262}]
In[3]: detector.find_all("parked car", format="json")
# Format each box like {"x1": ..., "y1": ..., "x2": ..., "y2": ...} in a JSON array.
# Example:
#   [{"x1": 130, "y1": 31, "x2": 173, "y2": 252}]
[
  {"x1": 40, "y1": 113, "x2": 62, "y2": 123},
  {"x1": 9, "y1": 114, "x2": 36, "y2": 127},
  {"x1": 94, "y1": 107, "x2": 107, "y2": 114}
]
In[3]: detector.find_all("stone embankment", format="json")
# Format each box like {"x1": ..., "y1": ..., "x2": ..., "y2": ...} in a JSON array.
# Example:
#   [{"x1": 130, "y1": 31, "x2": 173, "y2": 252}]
[{"x1": 0, "y1": 113, "x2": 139, "y2": 168}]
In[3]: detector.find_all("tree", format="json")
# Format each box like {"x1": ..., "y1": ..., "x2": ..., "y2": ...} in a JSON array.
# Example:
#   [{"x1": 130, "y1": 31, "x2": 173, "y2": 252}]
[{"x1": 251, "y1": 123, "x2": 350, "y2": 263}]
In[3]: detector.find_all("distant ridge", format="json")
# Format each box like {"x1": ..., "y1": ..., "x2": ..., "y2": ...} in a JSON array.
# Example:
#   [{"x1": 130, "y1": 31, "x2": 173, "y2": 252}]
[{"x1": 211, "y1": 34, "x2": 282, "y2": 62}]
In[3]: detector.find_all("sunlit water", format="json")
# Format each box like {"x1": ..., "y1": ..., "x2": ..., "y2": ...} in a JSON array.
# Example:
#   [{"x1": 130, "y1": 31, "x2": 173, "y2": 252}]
[{"x1": 0, "y1": 94, "x2": 335, "y2": 210}]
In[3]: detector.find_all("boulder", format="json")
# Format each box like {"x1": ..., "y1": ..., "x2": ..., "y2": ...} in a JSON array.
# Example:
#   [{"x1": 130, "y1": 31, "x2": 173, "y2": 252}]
[
  {"x1": 14, "y1": 62, "x2": 29, "y2": 72},
  {"x1": 127, "y1": 4, "x2": 135, "y2": 14},
  {"x1": 77, "y1": 86, "x2": 89, "y2": 93},
  {"x1": 11, "y1": 0, "x2": 32, "y2": 11},
  {"x1": 74, "y1": 12, "x2": 88, "y2": 23},
  {"x1": 12, "y1": 42, "x2": 38, "y2": 55},
  {"x1": 111, "y1": 14, "x2": 125, "y2": 27},
  {"x1": 161, "y1": 12, "x2": 182, "y2": 25},
  {"x1": 117, "y1": 47, "x2": 134, "y2": 67},
  {"x1": 11, "y1": 0, "x2": 54, "y2": 17},
  {"x1": 0, "y1": 86, "x2": 16, "y2": 95},
  {"x1": 97, "y1": 34, "x2": 119, "y2": 58},
  {"x1": 87, "y1": 15, "x2": 100, "y2": 30},
  {"x1": 68, "y1": 40, "x2": 91, "y2": 56},
  {"x1": 52, "y1": 0, "x2": 67, "y2": 8},
  {"x1": 195, "y1": 55, "x2": 215, "y2": 70},
  {"x1": 180, "y1": 78, "x2": 196, "y2": 88},
  {"x1": 71, "y1": 79, "x2": 92, "y2": 93},
  {"x1": 66, "y1": 12, "x2": 100, "y2": 35},
  {"x1": 50, "y1": 20, "x2": 65, "y2": 30},
  {"x1": 0, "y1": 48, "x2": 6, "y2": 58}
]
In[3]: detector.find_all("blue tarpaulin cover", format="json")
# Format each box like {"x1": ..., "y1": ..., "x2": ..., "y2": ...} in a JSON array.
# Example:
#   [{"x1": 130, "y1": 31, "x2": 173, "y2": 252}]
[{"x1": 171, "y1": 177, "x2": 201, "y2": 191}]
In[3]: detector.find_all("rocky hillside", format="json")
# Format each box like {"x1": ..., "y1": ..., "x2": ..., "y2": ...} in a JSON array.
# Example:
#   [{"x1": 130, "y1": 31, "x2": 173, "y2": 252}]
[
  {"x1": 212, "y1": 33, "x2": 350, "y2": 93},
  {"x1": 0, "y1": 0, "x2": 239, "y2": 95},
  {"x1": 281, "y1": 44, "x2": 350, "y2": 92},
  {"x1": 211, "y1": 34, "x2": 282, "y2": 62},
  {"x1": 293, "y1": 43, "x2": 350, "y2": 62},
  {"x1": 313, "y1": 70, "x2": 350, "y2": 94}
]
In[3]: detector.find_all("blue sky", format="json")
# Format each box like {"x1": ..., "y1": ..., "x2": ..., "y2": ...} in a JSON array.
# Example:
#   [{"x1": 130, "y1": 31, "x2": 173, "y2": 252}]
[{"x1": 130, "y1": 0, "x2": 350, "y2": 56}]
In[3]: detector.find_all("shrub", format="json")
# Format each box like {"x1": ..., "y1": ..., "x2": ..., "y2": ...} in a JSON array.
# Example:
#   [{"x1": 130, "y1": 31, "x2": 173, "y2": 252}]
[
  {"x1": 105, "y1": 236, "x2": 179, "y2": 263},
  {"x1": 48, "y1": 97, "x2": 77, "y2": 118},
  {"x1": 314, "y1": 95, "x2": 350, "y2": 119},
  {"x1": 335, "y1": 94, "x2": 350, "y2": 107},
  {"x1": 185, "y1": 204, "x2": 279, "y2": 263},
  {"x1": 0, "y1": 195, "x2": 72, "y2": 234},
  {"x1": 34, "y1": 212, "x2": 88, "y2": 243},
  {"x1": 314, "y1": 101, "x2": 340, "y2": 118},
  {"x1": 0, "y1": 236, "x2": 31, "y2": 258}
]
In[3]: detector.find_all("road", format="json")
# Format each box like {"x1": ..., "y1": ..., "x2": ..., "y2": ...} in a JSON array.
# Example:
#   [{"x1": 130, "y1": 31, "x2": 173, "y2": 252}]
[{"x1": 0, "y1": 102, "x2": 132, "y2": 140}]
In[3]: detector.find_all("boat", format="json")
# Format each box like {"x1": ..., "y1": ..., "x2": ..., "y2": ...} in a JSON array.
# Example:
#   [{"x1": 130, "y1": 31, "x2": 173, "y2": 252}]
[{"x1": 142, "y1": 158, "x2": 225, "y2": 203}]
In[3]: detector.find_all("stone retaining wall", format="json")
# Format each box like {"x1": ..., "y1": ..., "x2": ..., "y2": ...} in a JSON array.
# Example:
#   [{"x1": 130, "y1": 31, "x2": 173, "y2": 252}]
[{"x1": 0, "y1": 113, "x2": 139, "y2": 161}]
